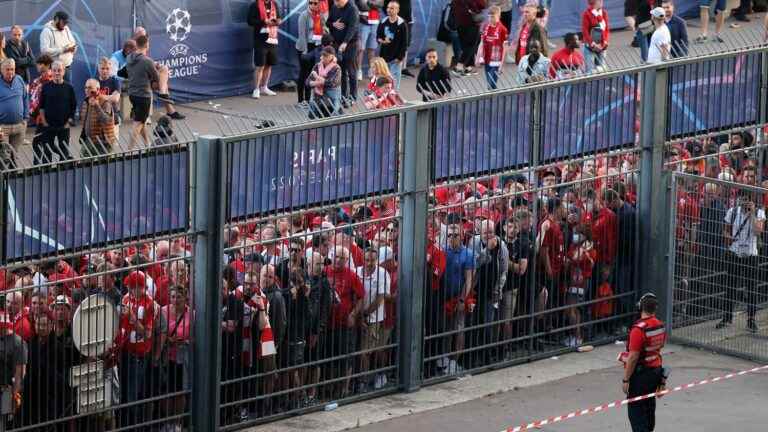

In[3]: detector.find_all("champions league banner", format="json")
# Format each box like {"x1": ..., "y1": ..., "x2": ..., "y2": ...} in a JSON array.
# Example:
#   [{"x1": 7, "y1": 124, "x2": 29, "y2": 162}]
[
  {"x1": 541, "y1": 73, "x2": 639, "y2": 160},
  {"x1": 4, "y1": 151, "x2": 189, "y2": 261},
  {"x1": 667, "y1": 53, "x2": 763, "y2": 138},
  {"x1": 434, "y1": 93, "x2": 532, "y2": 180},
  {"x1": 227, "y1": 116, "x2": 399, "y2": 220}
]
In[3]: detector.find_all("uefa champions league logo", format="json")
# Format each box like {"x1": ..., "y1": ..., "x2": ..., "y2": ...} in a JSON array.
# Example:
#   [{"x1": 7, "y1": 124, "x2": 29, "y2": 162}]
[{"x1": 166, "y1": 8, "x2": 192, "y2": 43}]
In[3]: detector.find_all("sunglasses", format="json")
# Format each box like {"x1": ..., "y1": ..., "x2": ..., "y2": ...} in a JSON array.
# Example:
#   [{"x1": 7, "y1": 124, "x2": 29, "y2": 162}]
[{"x1": 447, "y1": 233, "x2": 460, "y2": 238}]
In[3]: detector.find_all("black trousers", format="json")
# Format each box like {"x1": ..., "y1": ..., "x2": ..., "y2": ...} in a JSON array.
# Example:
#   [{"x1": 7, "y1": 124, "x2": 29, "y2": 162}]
[
  {"x1": 733, "y1": 0, "x2": 752, "y2": 15},
  {"x1": 457, "y1": 25, "x2": 481, "y2": 68},
  {"x1": 296, "y1": 46, "x2": 319, "y2": 103},
  {"x1": 627, "y1": 367, "x2": 663, "y2": 432},
  {"x1": 337, "y1": 44, "x2": 358, "y2": 100},
  {"x1": 722, "y1": 252, "x2": 762, "y2": 321},
  {"x1": 33, "y1": 126, "x2": 72, "y2": 165}
]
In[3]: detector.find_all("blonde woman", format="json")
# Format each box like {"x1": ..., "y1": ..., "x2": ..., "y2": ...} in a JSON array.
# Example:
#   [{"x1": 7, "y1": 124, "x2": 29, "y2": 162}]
[{"x1": 364, "y1": 57, "x2": 402, "y2": 109}]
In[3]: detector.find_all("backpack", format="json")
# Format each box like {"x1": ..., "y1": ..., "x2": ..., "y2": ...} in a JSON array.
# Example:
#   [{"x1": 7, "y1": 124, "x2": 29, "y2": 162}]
[{"x1": 437, "y1": 3, "x2": 456, "y2": 44}]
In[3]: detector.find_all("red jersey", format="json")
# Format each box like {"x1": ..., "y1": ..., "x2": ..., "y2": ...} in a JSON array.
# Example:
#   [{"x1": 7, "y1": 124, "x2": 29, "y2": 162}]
[
  {"x1": 581, "y1": 7, "x2": 610, "y2": 50},
  {"x1": 427, "y1": 243, "x2": 447, "y2": 292},
  {"x1": 480, "y1": 22, "x2": 508, "y2": 67},
  {"x1": 566, "y1": 244, "x2": 596, "y2": 291},
  {"x1": 627, "y1": 316, "x2": 666, "y2": 368},
  {"x1": 118, "y1": 293, "x2": 156, "y2": 357},
  {"x1": 549, "y1": 47, "x2": 585, "y2": 78},
  {"x1": 539, "y1": 218, "x2": 565, "y2": 277},
  {"x1": 591, "y1": 208, "x2": 618, "y2": 265},
  {"x1": 325, "y1": 267, "x2": 365, "y2": 329},
  {"x1": 12, "y1": 311, "x2": 34, "y2": 342},
  {"x1": 516, "y1": 22, "x2": 531, "y2": 64},
  {"x1": 675, "y1": 190, "x2": 700, "y2": 241}
]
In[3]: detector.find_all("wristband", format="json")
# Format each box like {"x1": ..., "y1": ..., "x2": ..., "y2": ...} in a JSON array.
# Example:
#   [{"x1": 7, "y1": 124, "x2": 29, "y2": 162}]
[{"x1": 622, "y1": 379, "x2": 629, "y2": 383}]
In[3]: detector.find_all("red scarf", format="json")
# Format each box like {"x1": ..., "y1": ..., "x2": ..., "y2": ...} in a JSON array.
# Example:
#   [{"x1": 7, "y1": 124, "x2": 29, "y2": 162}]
[
  {"x1": 311, "y1": 10, "x2": 323, "y2": 42},
  {"x1": 258, "y1": 0, "x2": 279, "y2": 45}
]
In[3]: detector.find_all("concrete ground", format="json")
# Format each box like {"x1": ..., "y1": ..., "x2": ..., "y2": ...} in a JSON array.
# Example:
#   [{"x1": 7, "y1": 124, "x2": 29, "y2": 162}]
[{"x1": 257, "y1": 343, "x2": 768, "y2": 432}]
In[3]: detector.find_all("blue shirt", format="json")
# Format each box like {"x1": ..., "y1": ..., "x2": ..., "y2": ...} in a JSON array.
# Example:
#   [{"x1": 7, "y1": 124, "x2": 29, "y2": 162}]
[
  {"x1": 0, "y1": 75, "x2": 29, "y2": 125},
  {"x1": 443, "y1": 245, "x2": 476, "y2": 298}
]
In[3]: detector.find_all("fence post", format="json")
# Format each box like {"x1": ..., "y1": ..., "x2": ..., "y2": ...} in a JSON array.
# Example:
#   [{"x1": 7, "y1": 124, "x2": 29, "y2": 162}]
[
  {"x1": 638, "y1": 67, "x2": 673, "y2": 323},
  {"x1": 191, "y1": 136, "x2": 226, "y2": 432},
  {"x1": 398, "y1": 108, "x2": 432, "y2": 392},
  {"x1": 758, "y1": 50, "x2": 768, "y2": 183}
]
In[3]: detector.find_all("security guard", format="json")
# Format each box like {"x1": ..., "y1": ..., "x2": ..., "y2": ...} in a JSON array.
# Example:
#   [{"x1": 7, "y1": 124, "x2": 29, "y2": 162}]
[{"x1": 619, "y1": 293, "x2": 667, "y2": 432}]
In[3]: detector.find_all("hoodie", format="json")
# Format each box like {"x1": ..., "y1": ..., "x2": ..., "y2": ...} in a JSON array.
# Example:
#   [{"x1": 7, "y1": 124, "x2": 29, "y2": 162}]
[
  {"x1": 125, "y1": 52, "x2": 159, "y2": 98},
  {"x1": 39, "y1": 21, "x2": 76, "y2": 67}
]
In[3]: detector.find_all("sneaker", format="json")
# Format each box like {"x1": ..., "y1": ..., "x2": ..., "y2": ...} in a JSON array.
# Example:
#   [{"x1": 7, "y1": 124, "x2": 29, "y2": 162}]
[
  {"x1": 695, "y1": 35, "x2": 708, "y2": 44},
  {"x1": 462, "y1": 68, "x2": 478, "y2": 76},
  {"x1": 356, "y1": 69, "x2": 363, "y2": 81},
  {"x1": 239, "y1": 407, "x2": 250, "y2": 422},
  {"x1": 402, "y1": 69, "x2": 415, "y2": 78},
  {"x1": 713, "y1": 34, "x2": 725, "y2": 43},
  {"x1": 715, "y1": 319, "x2": 731, "y2": 329},
  {"x1": 451, "y1": 67, "x2": 464, "y2": 77},
  {"x1": 261, "y1": 87, "x2": 277, "y2": 96},
  {"x1": 251, "y1": 88, "x2": 260, "y2": 99},
  {"x1": 734, "y1": 14, "x2": 750, "y2": 22},
  {"x1": 746, "y1": 319, "x2": 758, "y2": 333},
  {"x1": 168, "y1": 111, "x2": 186, "y2": 120}
]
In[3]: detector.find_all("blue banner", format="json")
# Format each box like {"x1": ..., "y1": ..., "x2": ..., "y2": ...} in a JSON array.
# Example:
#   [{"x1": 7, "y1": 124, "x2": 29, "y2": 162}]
[
  {"x1": 228, "y1": 116, "x2": 399, "y2": 219},
  {"x1": 667, "y1": 53, "x2": 762, "y2": 138},
  {"x1": 434, "y1": 93, "x2": 532, "y2": 180},
  {"x1": 4, "y1": 151, "x2": 189, "y2": 261},
  {"x1": 541, "y1": 73, "x2": 638, "y2": 160}
]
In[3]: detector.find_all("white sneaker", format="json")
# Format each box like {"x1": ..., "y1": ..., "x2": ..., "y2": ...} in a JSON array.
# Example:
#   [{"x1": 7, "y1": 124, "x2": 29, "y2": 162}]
[
  {"x1": 260, "y1": 87, "x2": 277, "y2": 96},
  {"x1": 251, "y1": 88, "x2": 260, "y2": 99},
  {"x1": 374, "y1": 373, "x2": 388, "y2": 389},
  {"x1": 356, "y1": 69, "x2": 363, "y2": 81}
]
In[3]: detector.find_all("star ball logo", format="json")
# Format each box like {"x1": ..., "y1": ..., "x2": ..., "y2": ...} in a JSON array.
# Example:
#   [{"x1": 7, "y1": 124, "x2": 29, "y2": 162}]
[
  {"x1": 160, "y1": 8, "x2": 208, "y2": 79},
  {"x1": 166, "y1": 8, "x2": 192, "y2": 42}
]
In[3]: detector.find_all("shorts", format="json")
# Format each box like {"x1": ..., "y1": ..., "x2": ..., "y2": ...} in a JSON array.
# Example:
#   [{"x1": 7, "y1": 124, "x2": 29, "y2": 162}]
[
  {"x1": 324, "y1": 328, "x2": 357, "y2": 370},
  {"x1": 361, "y1": 322, "x2": 392, "y2": 351},
  {"x1": 446, "y1": 308, "x2": 466, "y2": 332},
  {"x1": 699, "y1": 0, "x2": 726, "y2": 13},
  {"x1": 254, "y1": 40, "x2": 278, "y2": 67},
  {"x1": 359, "y1": 23, "x2": 379, "y2": 50},
  {"x1": 129, "y1": 95, "x2": 151, "y2": 123},
  {"x1": 566, "y1": 286, "x2": 587, "y2": 304},
  {"x1": 288, "y1": 340, "x2": 306, "y2": 366},
  {"x1": 502, "y1": 289, "x2": 518, "y2": 321},
  {"x1": 166, "y1": 361, "x2": 185, "y2": 392}
]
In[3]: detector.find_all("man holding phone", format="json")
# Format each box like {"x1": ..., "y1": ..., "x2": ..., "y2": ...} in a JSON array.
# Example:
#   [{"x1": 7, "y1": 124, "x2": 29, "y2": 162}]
[
  {"x1": 40, "y1": 11, "x2": 77, "y2": 83},
  {"x1": 718, "y1": 189, "x2": 765, "y2": 333}
]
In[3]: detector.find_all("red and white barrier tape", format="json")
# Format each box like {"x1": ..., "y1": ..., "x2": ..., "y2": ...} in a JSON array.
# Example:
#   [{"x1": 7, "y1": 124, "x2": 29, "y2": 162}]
[{"x1": 502, "y1": 364, "x2": 768, "y2": 432}]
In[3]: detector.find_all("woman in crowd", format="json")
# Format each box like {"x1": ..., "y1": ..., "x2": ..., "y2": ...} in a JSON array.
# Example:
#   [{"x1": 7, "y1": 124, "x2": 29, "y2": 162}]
[
  {"x1": 307, "y1": 46, "x2": 342, "y2": 118},
  {"x1": 364, "y1": 57, "x2": 404, "y2": 109},
  {"x1": 296, "y1": 0, "x2": 328, "y2": 104},
  {"x1": 161, "y1": 286, "x2": 194, "y2": 432}
]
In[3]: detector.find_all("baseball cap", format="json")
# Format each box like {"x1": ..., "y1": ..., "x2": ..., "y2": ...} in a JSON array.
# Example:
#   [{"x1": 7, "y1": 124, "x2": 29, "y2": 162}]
[{"x1": 650, "y1": 7, "x2": 665, "y2": 18}]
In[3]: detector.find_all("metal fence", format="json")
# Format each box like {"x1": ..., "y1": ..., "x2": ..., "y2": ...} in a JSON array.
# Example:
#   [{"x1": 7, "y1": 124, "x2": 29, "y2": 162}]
[{"x1": 1, "y1": 42, "x2": 767, "y2": 432}]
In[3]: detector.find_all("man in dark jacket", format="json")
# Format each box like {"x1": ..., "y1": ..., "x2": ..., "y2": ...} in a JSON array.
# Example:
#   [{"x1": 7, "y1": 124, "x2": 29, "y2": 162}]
[
  {"x1": 416, "y1": 48, "x2": 451, "y2": 101},
  {"x1": 37, "y1": 61, "x2": 76, "y2": 164},
  {"x1": 377, "y1": 1, "x2": 409, "y2": 89},
  {"x1": 4, "y1": 26, "x2": 35, "y2": 83},
  {"x1": 125, "y1": 35, "x2": 159, "y2": 149},
  {"x1": 306, "y1": 251, "x2": 332, "y2": 402},
  {"x1": 328, "y1": 0, "x2": 360, "y2": 103},
  {"x1": 453, "y1": 0, "x2": 488, "y2": 75},
  {"x1": 662, "y1": 0, "x2": 688, "y2": 57}
]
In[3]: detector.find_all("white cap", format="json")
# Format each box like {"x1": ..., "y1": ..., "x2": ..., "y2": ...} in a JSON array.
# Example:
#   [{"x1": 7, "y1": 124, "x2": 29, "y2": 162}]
[{"x1": 650, "y1": 7, "x2": 665, "y2": 19}]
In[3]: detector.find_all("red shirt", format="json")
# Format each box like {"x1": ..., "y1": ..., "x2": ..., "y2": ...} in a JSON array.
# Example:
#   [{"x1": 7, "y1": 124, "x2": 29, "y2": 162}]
[
  {"x1": 549, "y1": 47, "x2": 585, "y2": 78},
  {"x1": 118, "y1": 293, "x2": 156, "y2": 357},
  {"x1": 481, "y1": 22, "x2": 508, "y2": 66},
  {"x1": 567, "y1": 244, "x2": 596, "y2": 287},
  {"x1": 628, "y1": 316, "x2": 666, "y2": 368},
  {"x1": 676, "y1": 190, "x2": 700, "y2": 240},
  {"x1": 581, "y1": 7, "x2": 610, "y2": 49},
  {"x1": 325, "y1": 267, "x2": 365, "y2": 329},
  {"x1": 539, "y1": 218, "x2": 565, "y2": 277},
  {"x1": 516, "y1": 22, "x2": 531, "y2": 64},
  {"x1": 12, "y1": 312, "x2": 34, "y2": 342},
  {"x1": 427, "y1": 243, "x2": 447, "y2": 292},
  {"x1": 591, "y1": 208, "x2": 618, "y2": 265}
]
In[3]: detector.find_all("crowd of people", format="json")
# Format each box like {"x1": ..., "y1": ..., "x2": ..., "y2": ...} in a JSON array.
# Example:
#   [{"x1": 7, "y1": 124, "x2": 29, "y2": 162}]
[
  {"x1": 261, "y1": 0, "x2": 768, "y2": 116},
  {"x1": 0, "y1": 12, "x2": 185, "y2": 169}
]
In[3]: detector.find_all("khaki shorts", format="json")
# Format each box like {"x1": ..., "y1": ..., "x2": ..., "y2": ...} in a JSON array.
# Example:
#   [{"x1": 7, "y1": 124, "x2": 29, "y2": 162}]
[
  {"x1": 361, "y1": 322, "x2": 392, "y2": 351},
  {"x1": 502, "y1": 289, "x2": 518, "y2": 321},
  {"x1": 0, "y1": 121, "x2": 26, "y2": 161}
]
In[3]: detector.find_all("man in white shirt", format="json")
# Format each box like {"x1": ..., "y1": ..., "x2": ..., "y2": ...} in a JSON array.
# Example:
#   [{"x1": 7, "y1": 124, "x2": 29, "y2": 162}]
[
  {"x1": 647, "y1": 7, "x2": 671, "y2": 64},
  {"x1": 40, "y1": 11, "x2": 77, "y2": 82},
  {"x1": 356, "y1": 248, "x2": 392, "y2": 390},
  {"x1": 717, "y1": 189, "x2": 765, "y2": 333}
]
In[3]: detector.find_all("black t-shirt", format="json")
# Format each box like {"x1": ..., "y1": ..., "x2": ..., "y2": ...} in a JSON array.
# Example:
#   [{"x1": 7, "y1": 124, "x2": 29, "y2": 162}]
[
  {"x1": 504, "y1": 230, "x2": 533, "y2": 292},
  {"x1": 98, "y1": 76, "x2": 122, "y2": 124},
  {"x1": 221, "y1": 293, "x2": 244, "y2": 360},
  {"x1": 0, "y1": 333, "x2": 26, "y2": 386},
  {"x1": 39, "y1": 81, "x2": 77, "y2": 128}
]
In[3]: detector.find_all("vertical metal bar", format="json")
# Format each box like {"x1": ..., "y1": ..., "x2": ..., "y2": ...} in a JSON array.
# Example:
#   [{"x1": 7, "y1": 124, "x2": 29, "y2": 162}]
[
  {"x1": 0, "y1": 171, "x2": 5, "y2": 265},
  {"x1": 191, "y1": 135, "x2": 226, "y2": 432},
  {"x1": 666, "y1": 172, "x2": 678, "y2": 328},
  {"x1": 398, "y1": 108, "x2": 431, "y2": 392},
  {"x1": 527, "y1": 88, "x2": 542, "y2": 354},
  {"x1": 759, "y1": 50, "x2": 768, "y2": 183},
  {"x1": 638, "y1": 67, "x2": 672, "y2": 319}
]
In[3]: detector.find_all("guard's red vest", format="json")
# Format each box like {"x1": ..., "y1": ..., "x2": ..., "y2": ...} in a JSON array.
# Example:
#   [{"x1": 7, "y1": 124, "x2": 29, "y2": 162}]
[{"x1": 627, "y1": 316, "x2": 666, "y2": 368}]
